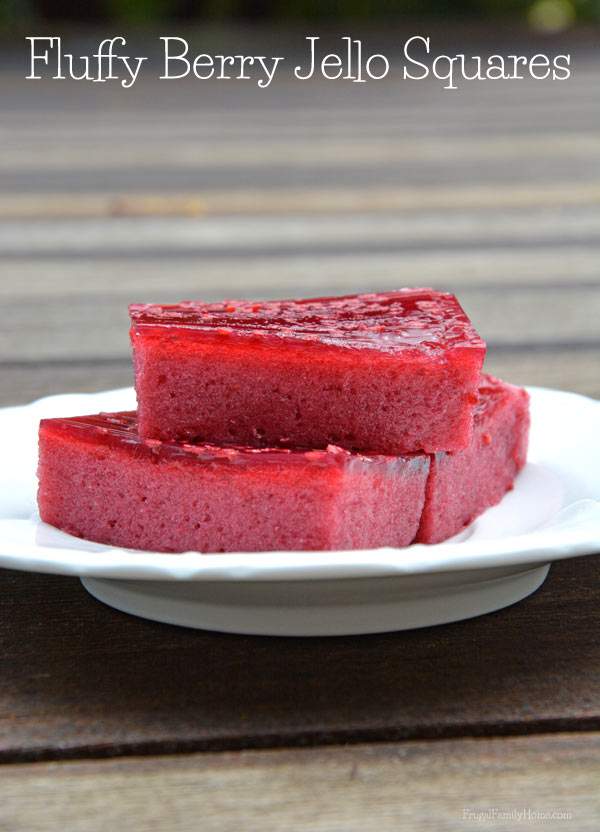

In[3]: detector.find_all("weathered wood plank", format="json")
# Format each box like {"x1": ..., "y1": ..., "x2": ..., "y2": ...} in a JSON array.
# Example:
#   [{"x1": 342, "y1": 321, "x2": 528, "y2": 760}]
[
  {"x1": 1, "y1": 556, "x2": 599, "y2": 763},
  {"x1": 0, "y1": 363, "x2": 133, "y2": 407},
  {"x1": 2, "y1": 247, "x2": 598, "y2": 297},
  {"x1": 5, "y1": 99, "x2": 598, "y2": 134},
  {"x1": 2, "y1": 133, "x2": 599, "y2": 172},
  {"x1": 0, "y1": 182, "x2": 599, "y2": 220},
  {"x1": 482, "y1": 348, "x2": 600, "y2": 400},
  {"x1": 4, "y1": 157, "x2": 599, "y2": 193},
  {"x1": 1, "y1": 733, "x2": 598, "y2": 832},
  {"x1": 5, "y1": 108, "x2": 599, "y2": 142},
  {"x1": 2, "y1": 207, "x2": 598, "y2": 257}
]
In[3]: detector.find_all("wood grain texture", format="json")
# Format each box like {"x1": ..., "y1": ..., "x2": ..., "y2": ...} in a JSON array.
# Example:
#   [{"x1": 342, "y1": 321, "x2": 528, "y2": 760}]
[
  {"x1": 1, "y1": 555, "x2": 599, "y2": 763},
  {"x1": 1, "y1": 733, "x2": 599, "y2": 832},
  {"x1": 2, "y1": 182, "x2": 600, "y2": 220},
  {"x1": 2, "y1": 207, "x2": 599, "y2": 257},
  {"x1": 3, "y1": 247, "x2": 599, "y2": 297}
]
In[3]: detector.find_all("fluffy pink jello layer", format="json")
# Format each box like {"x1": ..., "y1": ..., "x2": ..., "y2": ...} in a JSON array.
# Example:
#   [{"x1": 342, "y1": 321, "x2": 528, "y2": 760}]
[
  {"x1": 37, "y1": 412, "x2": 430, "y2": 554},
  {"x1": 130, "y1": 290, "x2": 486, "y2": 454},
  {"x1": 416, "y1": 375, "x2": 530, "y2": 544}
]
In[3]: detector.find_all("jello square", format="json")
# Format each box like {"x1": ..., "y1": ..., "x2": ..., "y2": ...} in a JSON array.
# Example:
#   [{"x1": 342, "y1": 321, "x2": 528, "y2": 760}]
[
  {"x1": 416, "y1": 374, "x2": 530, "y2": 544},
  {"x1": 37, "y1": 412, "x2": 430, "y2": 554},
  {"x1": 130, "y1": 289, "x2": 486, "y2": 454}
]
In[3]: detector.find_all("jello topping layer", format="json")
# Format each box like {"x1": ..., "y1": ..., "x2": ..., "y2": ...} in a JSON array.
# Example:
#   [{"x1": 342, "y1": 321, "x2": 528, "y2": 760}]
[
  {"x1": 44, "y1": 412, "x2": 422, "y2": 468},
  {"x1": 129, "y1": 290, "x2": 485, "y2": 354}
]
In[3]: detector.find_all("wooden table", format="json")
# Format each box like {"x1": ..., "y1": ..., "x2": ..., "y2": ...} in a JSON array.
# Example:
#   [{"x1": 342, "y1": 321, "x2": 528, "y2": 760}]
[{"x1": 1, "y1": 27, "x2": 599, "y2": 830}]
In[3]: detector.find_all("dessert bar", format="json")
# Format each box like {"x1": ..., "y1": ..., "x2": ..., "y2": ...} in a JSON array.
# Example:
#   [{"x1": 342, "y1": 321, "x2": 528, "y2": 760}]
[
  {"x1": 130, "y1": 290, "x2": 486, "y2": 454},
  {"x1": 37, "y1": 376, "x2": 529, "y2": 553},
  {"x1": 416, "y1": 375, "x2": 530, "y2": 544},
  {"x1": 38, "y1": 412, "x2": 430, "y2": 553}
]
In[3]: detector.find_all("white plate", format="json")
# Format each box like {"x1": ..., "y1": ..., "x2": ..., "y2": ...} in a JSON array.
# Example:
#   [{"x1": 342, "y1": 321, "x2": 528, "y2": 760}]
[{"x1": 0, "y1": 386, "x2": 599, "y2": 636}]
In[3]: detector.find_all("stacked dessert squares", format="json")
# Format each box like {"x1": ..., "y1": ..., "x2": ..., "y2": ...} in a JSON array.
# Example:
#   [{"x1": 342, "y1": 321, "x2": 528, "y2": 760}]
[{"x1": 38, "y1": 289, "x2": 530, "y2": 553}]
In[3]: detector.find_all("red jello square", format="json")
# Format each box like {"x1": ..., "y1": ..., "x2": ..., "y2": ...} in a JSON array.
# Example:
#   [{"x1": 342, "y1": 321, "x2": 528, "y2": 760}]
[
  {"x1": 416, "y1": 375, "x2": 530, "y2": 544},
  {"x1": 38, "y1": 413, "x2": 430, "y2": 554},
  {"x1": 130, "y1": 289, "x2": 486, "y2": 454}
]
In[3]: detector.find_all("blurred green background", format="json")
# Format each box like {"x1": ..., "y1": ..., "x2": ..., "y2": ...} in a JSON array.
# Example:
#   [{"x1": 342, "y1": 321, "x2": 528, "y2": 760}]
[{"x1": 2, "y1": 0, "x2": 599, "y2": 27}]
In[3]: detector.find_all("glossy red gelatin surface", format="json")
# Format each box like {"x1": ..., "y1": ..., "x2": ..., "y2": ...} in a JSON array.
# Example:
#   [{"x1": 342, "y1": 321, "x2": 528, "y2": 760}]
[
  {"x1": 416, "y1": 375, "x2": 530, "y2": 544},
  {"x1": 38, "y1": 412, "x2": 430, "y2": 553},
  {"x1": 130, "y1": 290, "x2": 486, "y2": 454}
]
